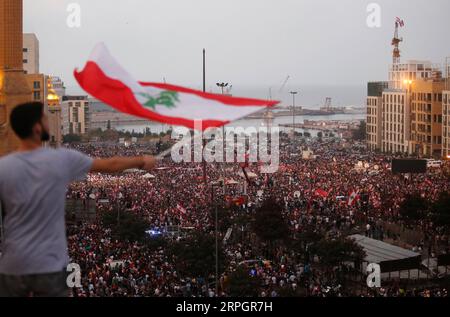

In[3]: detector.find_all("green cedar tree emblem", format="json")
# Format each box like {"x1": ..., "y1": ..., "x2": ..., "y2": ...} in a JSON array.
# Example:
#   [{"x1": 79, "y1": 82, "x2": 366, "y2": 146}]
[{"x1": 138, "y1": 91, "x2": 179, "y2": 110}]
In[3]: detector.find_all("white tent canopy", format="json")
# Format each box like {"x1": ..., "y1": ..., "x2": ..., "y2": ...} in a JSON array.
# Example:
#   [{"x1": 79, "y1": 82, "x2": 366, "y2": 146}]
[{"x1": 349, "y1": 234, "x2": 421, "y2": 273}]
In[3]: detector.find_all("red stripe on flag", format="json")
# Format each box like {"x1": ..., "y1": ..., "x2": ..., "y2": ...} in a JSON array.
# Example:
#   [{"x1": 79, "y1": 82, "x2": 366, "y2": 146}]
[
  {"x1": 74, "y1": 62, "x2": 228, "y2": 130},
  {"x1": 141, "y1": 82, "x2": 279, "y2": 107},
  {"x1": 74, "y1": 62, "x2": 278, "y2": 130}
]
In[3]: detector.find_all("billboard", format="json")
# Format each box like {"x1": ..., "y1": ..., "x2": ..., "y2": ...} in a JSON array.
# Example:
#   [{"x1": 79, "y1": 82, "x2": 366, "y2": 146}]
[{"x1": 392, "y1": 159, "x2": 427, "y2": 174}]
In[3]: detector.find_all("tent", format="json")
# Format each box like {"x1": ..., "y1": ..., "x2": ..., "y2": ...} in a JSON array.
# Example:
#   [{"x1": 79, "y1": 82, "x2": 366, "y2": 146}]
[
  {"x1": 143, "y1": 173, "x2": 156, "y2": 179},
  {"x1": 349, "y1": 234, "x2": 421, "y2": 273}
]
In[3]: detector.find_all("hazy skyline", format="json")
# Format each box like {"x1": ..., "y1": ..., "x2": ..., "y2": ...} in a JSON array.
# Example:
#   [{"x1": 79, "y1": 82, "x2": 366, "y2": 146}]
[{"x1": 23, "y1": 0, "x2": 450, "y2": 104}]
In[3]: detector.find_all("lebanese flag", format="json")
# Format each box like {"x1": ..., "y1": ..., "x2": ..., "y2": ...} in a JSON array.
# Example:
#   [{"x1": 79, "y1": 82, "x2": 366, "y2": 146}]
[
  {"x1": 176, "y1": 204, "x2": 187, "y2": 215},
  {"x1": 347, "y1": 190, "x2": 360, "y2": 206},
  {"x1": 233, "y1": 196, "x2": 246, "y2": 206},
  {"x1": 396, "y1": 17, "x2": 405, "y2": 27},
  {"x1": 74, "y1": 43, "x2": 278, "y2": 131},
  {"x1": 314, "y1": 189, "x2": 329, "y2": 198}
]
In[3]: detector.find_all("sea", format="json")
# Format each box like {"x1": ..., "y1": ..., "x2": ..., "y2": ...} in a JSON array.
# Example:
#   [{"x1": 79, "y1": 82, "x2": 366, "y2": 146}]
[{"x1": 68, "y1": 84, "x2": 367, "y2": 135}]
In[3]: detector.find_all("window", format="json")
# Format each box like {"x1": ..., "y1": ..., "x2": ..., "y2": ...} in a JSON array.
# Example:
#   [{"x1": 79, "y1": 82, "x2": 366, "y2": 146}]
[
  {"x1": 23, "y1": 48, "x2": 28, "y2": 52},
  {"x1": 33, "y1": 81, "x2": 40, "y2": 89},
  {"x1": 33, "y1": 91, "x2": 40, "y2": 100}
]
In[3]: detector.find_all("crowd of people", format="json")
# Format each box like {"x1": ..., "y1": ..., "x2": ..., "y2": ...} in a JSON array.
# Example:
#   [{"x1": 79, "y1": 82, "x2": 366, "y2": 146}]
[{"x1": 64, "y1": 135, "x2": 450, "y2": 297}]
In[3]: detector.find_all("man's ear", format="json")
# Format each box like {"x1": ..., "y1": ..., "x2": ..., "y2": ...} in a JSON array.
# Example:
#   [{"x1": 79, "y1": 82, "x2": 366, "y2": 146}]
[{"x1": 31, "y1": 122, "x2": 42, "y2": 137}]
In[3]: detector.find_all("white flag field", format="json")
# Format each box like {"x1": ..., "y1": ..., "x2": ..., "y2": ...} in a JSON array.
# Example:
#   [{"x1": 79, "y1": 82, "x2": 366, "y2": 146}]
[{"x1": 74, "y1": 43, "x2": 279, "y2": 131}]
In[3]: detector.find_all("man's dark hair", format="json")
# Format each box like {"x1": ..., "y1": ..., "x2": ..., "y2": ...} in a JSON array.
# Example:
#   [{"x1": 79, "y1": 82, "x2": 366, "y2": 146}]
[{"x1": 10, "y1": 102, "x2": 44, "y2": 139}]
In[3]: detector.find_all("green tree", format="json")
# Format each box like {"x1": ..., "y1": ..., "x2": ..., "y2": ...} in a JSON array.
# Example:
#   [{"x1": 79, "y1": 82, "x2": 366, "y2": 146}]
[
  {"x1": 102, "y1": 210, "x2": 150, "y2": 242},
  {"x1": 226, "y1": 267, "x2": 261, "y2": 297},
  {"x1": 312, "y1": 238, "x2": 366, "y2": 267},
  {"x1": 352, "y1": 120, "x2": 367, "y2": 141},
  {"x1": 431, "y1": 191, "x2": 450, "y2": 229},
  {"x1": 399, "y1": 194, "x2": 429, "y2": 221},
  {"x1": 252, "y1": 198, "x2": 289, "y2": 256},
  {"x1": 290, "y1": 229, "x2": 324, "y2": 263},
  {"x1": 168, "y1": 232, "x2": 226, "y2": 280},
  {"x1": 210, "y1": 207, "x2": 233, "y2": 232}
]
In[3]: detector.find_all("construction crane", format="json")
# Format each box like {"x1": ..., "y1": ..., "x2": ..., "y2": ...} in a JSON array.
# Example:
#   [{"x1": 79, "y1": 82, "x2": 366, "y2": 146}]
[
  {"x1": 268, "y1": 75, "x2": 290, "y2": 103},
  {"x1": 392, "y1": 17, "x2": 404, "y2": 64},
  {"x1": 278, "y1": 75, "x2": 290, "y2": 94}
]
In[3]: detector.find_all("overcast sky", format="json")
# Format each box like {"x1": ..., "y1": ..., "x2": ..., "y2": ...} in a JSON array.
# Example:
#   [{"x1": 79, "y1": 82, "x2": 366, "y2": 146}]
[{"x1": 23, "y1": 0, "x2": 450, "y2": 98}]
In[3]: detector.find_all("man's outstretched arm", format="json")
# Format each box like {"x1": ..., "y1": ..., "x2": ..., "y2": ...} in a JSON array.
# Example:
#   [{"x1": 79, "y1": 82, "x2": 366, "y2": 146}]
[{"x1": 90, "y1": 155, "x2": 156, "y2": 173}]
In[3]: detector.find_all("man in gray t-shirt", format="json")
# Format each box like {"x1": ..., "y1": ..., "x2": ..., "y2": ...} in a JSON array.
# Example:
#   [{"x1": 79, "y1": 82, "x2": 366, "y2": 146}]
[{"x1": 0, "y1": 102, "x2": 155, "y2": 297}]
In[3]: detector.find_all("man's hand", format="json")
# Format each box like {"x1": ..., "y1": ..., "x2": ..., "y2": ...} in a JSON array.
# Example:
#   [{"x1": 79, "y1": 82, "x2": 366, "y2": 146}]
[{"x1": 91, "y1": 155, "x2": 156, "y2": 174}]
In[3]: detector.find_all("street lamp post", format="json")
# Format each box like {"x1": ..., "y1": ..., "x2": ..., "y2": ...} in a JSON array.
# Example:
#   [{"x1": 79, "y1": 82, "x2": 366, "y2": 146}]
[
  {"x1": 216, "y1": 82, "x2": 229, "y2": 95},
  {"x1": 216, "y1": 82, "x2": 230, "y2": 195},
  {"x1": 211, "y1": 181, "x2": 222, "y2": 297},
  {"x1": 290, "y1": 91, "x2": 298, "y2": 137}
]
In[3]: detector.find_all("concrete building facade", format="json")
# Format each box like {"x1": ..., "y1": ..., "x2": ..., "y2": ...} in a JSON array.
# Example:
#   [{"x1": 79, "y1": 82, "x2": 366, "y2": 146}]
[
  {"x1": 367, "y1": 59, "x2": 444, "y2": 156},
  {"x1": 25, "y1": 73, "x2": 46, "y2": 104},
  {"x1": 0, "y1": 0, "x2": 33, "y2": 156},
  {"x1": 443, "y1": 91, "x2": 450, "y2": 159},
  {"x1": 381, "y1": 90, "x2": 409, "y2": 154},
  {"x1": 23, "y1": 33, "x2": 39, "y2": 74},
  {"x1": 389, "y1": 60, "x2": 438, "y2": 90},
  {"x1": 367, "y1": 82, "x2": 388, "y2": 151},
  {"x1": 62, "y1": 96, "x2": 90, "y2": 136},
  {"x1": 410, "y1": 79, "x2": 445, "y2": 158}
]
